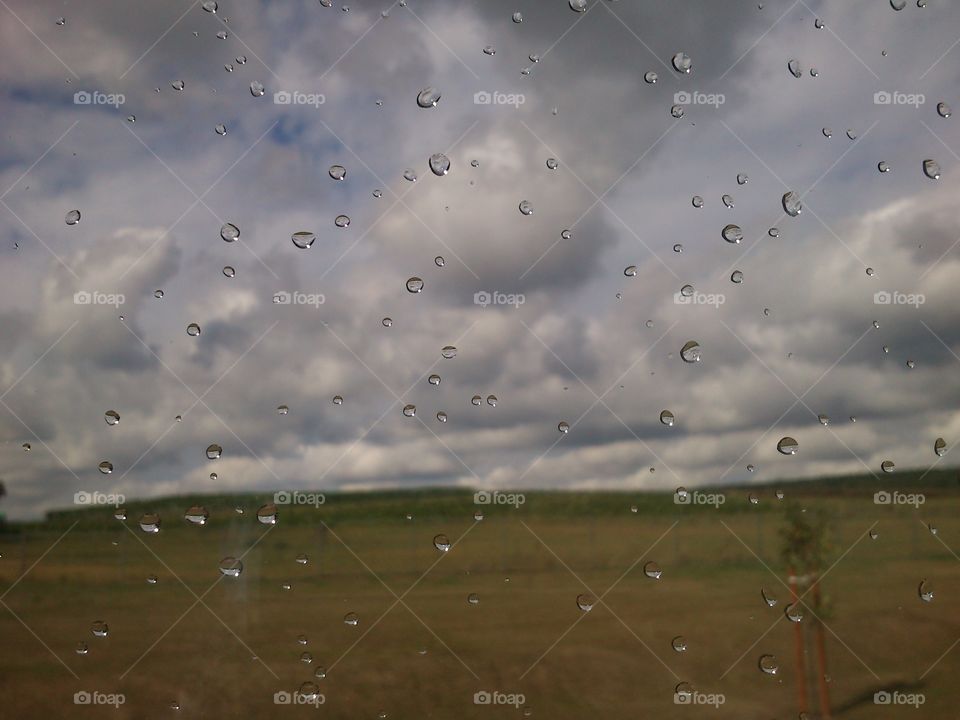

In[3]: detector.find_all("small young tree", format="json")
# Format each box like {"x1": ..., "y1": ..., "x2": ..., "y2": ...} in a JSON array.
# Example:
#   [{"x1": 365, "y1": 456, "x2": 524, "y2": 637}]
[{"x1": 779, "y1": 503, "x2": 833, "y2": 719}]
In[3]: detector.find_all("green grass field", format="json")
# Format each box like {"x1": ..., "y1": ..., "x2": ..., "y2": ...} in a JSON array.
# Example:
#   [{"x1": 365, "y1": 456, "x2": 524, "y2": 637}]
[{"x1": 1, "y1": 471, "x2": 958, "y2": 718}]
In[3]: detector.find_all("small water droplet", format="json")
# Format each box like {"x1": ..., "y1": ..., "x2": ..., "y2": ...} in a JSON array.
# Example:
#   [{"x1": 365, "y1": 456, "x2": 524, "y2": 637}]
[
  {"x1": 105, "y1": 410, "x2": 120, "y2": 426},
  {"x1": 433, "y1": 534, "x2": 451, "y2": 552},
  {"x1": 643, "y1": 561, "x2": 662, "y2": 579},
  {"x1": 402, "y1": 404, "x2": 417, "y2": 417},
  {"x1": 644, "y1": 71, "x2": 658, "y2": 84},
  {"x1": 406, "y1": 277, "x2": 424, "y2": 293},
  {"x1": 205, "y1": 443, "x2": 222, "y2": 459},
  {"x1": 919, "y1": 579, "x2": 934, "y2": 602},
  {"x1": 518, "y1": 200, "x2": 534, "y2": 216},
  {"x1": 660, "y1": 410, "x2": 675, "y2": 427},
  {"x1": 249, "y1": 81, "x2": 265, "y2": 97},
  {"x1": 91, "y1": 621, "x2": 109, "y2": 638},
  {"x1": 788, "y1": 59, "x2": 802, "y2": 78},
  {"x1": 441, "y1": 345, "x2": 458, "y2": 359},
  {"x1": 731, "y1": 270, "x2": 744, "y2": 283},
  {"x1": 758, "y1": 654, "x2": 779, "y2": 674},
  {"x1": 576, "y1": 593, "x2": 596, "y2": 612},
  {"x1": 184, "y1": 505, "x2": 209, "y2": 526},
  {"x1": 139, "y1": 512, "x2": 161, "y2": 533},
  {"x1": 220, "y1": 223, "x2": 240, "y2": 242}
]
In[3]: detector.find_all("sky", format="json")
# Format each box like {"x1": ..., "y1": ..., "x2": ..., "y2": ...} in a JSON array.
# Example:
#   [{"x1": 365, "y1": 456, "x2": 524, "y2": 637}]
[{"x1": 0, "y1": 0, "x2": 959, "y2": 518}]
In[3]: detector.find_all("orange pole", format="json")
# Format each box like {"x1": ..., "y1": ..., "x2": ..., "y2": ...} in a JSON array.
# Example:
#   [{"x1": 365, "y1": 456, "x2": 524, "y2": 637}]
[
  {"x1": 812, "y1": 574, "x2": 832, "y2": 719},
  {"x1": 789, "y1": 566, "x2": 809, "y2": 716}
]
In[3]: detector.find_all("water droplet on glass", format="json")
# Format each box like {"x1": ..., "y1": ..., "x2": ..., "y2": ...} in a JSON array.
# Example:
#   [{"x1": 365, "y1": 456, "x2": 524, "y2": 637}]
[
  {"x1": 139, "y1": 512, "x2": 161, "y2": 533},
  {"x1": 343, "y1": 612, "x2": 360, "y2": 626},
  {"x1": 670, "y1": 104, "x2": 684, "y2": 119},
  {"x1": 643, "y1": 561, "x2": 662, "y2": 579},
  {"x1": 202, "y1": 0, "x2": 218, "y2": 12},
  {"x1": 722, "y1": 194, "x2": 734, "y2": 209},
  {"x1": 441, "y1": 345, "x2": 458, "y2": 359},
  {"x1": 220, "y1": 223, "x2": 240, "y2": 242},
  {"x1": 878, "y1": 160, "x2": 891, "y2": 173},
  {"x1": 223, "y1": 266, "x2": 235, "y2": 278},
  {"x1": 624, "y1": 265, "x2": 637, "y2": 277},
  {"x1": 205, "y1": 443, "x2": 222, "y2": 460},
  {"x1": 467, "y1": 592, "x2": 481, "y2": 605},
  {"x1": 762, "y1": 588, "x2": 777, "y2": 607},
  {"x1": 486, "y1": 395, "x2": 497, "y2": 407},
  {"x1": 433, "y1": 534, "x2": 451, "y2": 552},
  {"x1": 91, "y1": 621, "x2": 109, "y2": 638},
  {"x1": 923, "y1": 159, "x2": 941, "y2": 180},
  {"x1": 249, "y1": 81, "x2": 265, "y2": 97},
  {"x1": 731, "y1": 270, "x2": 744, "y2": 283},
  {"x1": 576, "y1": 594, "x2": 596, "y2": 612},
  {"x1": 332, "y1": 395, "x2": 344, "y2": 405},
  {"x1": 777, "y1": 437, "x2": 798, "y2": 455},
  {"x1": 919, "y1": 579, "x2": 934, "y2": 602},
  {"x1": 219, "y1": 557, "x2": 243, "y2": 577},
  {"x1": 787, "y1": 59, "x2": 802, "y2": 78},
  {"x1": 937, "y1": 102, "x2": 952, "y2": 118},
  {"x1": 644, "y1": 71, "x2": 658, "y2": 84},
  {"x1": 722, "y1": 224, "x2": 743, "y2": 244},
  {"x1": 291, "y1": 231, "x2": 316, "y2": 249},
  {"x1": 881, "y1": 460, "x2": 895, "y2": 473},
  {"x1": 671, "y1": 636, "x2": 687, "y2": 652},
  {"x1": 429, "y1": 153, "x2": 451, "y2": 176},
  {"x1": 680, "y1": 341, "x2": 701, "y2": 363},
  {"x1": 692, "y1": 195, "x2": 704, "y2": 208},
  {"x1": 569, "y1": 0, "x2": 587, "y2": 12},
  {"x1": 782, "y1": 191, "x2": 802, "y2": 217},
  {"x1": 891, "y1": 0, "x2": 906, "y2": 9},
  {"x1": 171, "y1": 80, "x2": 185, "y2": 91},
  {"x1": 483, "y1": 45, "x2": 496, "y2": 56},
  {"x1": 416, "y1": 87, "x2": 441, "y2": 108},
  {"x1": 546, "y1": 158, "x2": 559, "y2": 170},
  {"x1": 215, "y1": 123, "x2": 227, "y2": 136},
  {"x1": 672, "y1": 52, "x2": 692, "y2": 73},
  {"x1": 518, "y1": 200, "x2": 534, "y2": 216},
  {"x1": 104, "y1": 410, "x2": 120, "y2": 426},
  {"x1": 402, "y1": 404, "x2": 417, "y2": 417},
  {"x1": 758, "y1": 654, "x2": 779, "y2": 674},
  {"x1": 660, "y1": 410, "x2": 675, "y2": 426},
  {"x1": 184, "y1": 505, "x2": 209, "y2": 526},
  {"x1": 785, "y1": 603, "x2": 804, "y2": 622},
  {"x1": 406, "y1": 277, "x2": 424, "y2": 293},
  {"x1": 512, "y1": 11, "x2": 523, "y2": 23},
  {"x1": 935, "y1": 437, "x2": 947, "y2": 457},
  {"x1": 257, "y1": 503, "x2": 278, "y2": 525},
  {"x1": 428, "y1": 374, "x2": 441, "y2": 386},
  {"x1": 98, "y1": 460, "x2": 113, "y2": 474}
]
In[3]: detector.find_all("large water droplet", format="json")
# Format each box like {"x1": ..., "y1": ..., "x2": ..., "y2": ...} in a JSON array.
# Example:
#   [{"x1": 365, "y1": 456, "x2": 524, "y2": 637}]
[
  {"x1": 291, "y1": 231, "x2": 316, "y2": 249},
  {"x1": 417, "y1": 87, "x2": 441, "y2": 108},
  {"x1": 722, "y1": 224, "x2": 743, "y2": 243},
  {"x1": 205, "y1": 443, "x2": 222, "y2": 459},
  {"x1": 680, "y1": 341, "x2": 701, "y2": 363},
  {"x1": 139, "y1": 512, "x2": 161, "y2": 533},
  {"x1": 576, "y1": 594, "x2": 596, "y2": 611},
  {"x1": 433, "y1": 534, "x2": 451, "y2": 552},
  {"x1": 935, "y1": 437, "x2": 947, "y2": 457},
  {"x1": 672, "y1": 52, "x2": 692, "y2": 73},
  {"x1": 184, "y1": 506, "x2": 209, "y2": 526},
  {"x1": 782, "y1": 191, "x2": 802, "y2": 217},
  {"x1": 65, "y1": 209, "x2": 81, "y2": 226},
  {"x1": 758, "y1": 654, "x2": 779, "y2": 674},
  {"x1": 250, "y1": 81, "x2": 265, "y2": 97},
  {"x1": 923, "y1": 159, "x2": 941, "y2": 180},
  {"x1": 777, "y1": 437, "x2": 798, "y2": 455},
  {"x1": 429, "y1": 153, "x2": 451, "y2": 176},
  {"x1": 919, "y1": 579, "x2": 934, "y2": 602},
  {"x1": 257, "y1": 503, "x2": 278, "y2": 525},
  {"x1": 220, "y1": 222, "x2": 240, "y2": 242},
  {"x1": 406, "y1": 277, "x2": 424, "y2": 293},
  {"x1": 787, "y1": 59, "x2": 802, "y2": 78},
  {"x1": 219, "y1": 557, "x2": 243, "y2": 577}
]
